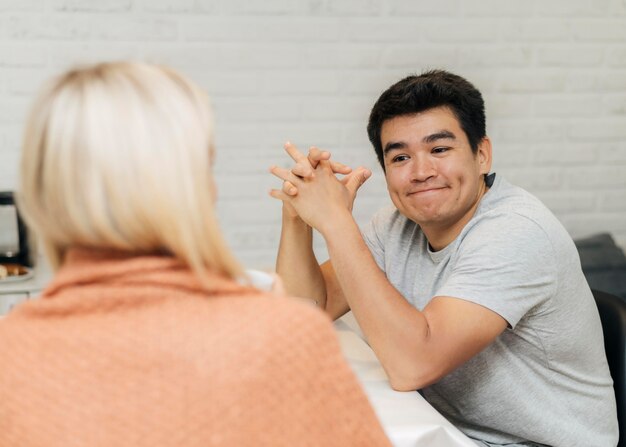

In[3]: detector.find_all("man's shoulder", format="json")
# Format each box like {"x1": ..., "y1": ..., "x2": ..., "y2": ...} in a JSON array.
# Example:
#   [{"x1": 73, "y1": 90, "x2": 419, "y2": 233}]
[
  {"x1": 370, "y1": 204, "x2": 416, "y2": 231},
  {"x1": 475, "y1": 176, "x2": 564, "y2": 236},
  {"x1": 363, "y1": 205, "x2": 425, "y2": 262},
  {"x1": 461, "y1": 179, "x2": 577, "y2": 265},
  {"x1": 480, "y1": 176, "x2": 547, "y2": 215},
  {"x1": 371, "y1": 204, "x2": 400, "y2": 222},
  {"x1": 367, "y1": 204, "x2": 424, "y2": 246}
]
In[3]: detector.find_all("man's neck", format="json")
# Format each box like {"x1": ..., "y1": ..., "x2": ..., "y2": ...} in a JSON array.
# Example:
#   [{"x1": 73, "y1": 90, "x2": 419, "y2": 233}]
[{"x1": 423, "y1": 222, "x2": 468, "y2": 252}]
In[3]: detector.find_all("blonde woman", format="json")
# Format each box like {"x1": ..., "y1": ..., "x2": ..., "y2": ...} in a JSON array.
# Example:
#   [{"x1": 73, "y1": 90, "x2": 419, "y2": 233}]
[{"x1": 0, "y1": 62, "x2": 390, "y2": 447}]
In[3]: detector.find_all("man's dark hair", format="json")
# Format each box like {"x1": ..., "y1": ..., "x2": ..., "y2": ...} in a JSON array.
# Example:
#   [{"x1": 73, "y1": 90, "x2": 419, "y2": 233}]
[{"x1": 367, "y1": 69, "x2": 486, "y2": 170}]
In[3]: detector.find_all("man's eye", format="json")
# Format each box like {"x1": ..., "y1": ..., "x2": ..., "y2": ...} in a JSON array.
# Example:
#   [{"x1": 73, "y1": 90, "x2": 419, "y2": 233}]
[
  {"x1": 432, "y1": 147, "x2": 449, "y2": 154},
  {"x1": 392, "y1": 155, "x2": 409, "y2": 163}
]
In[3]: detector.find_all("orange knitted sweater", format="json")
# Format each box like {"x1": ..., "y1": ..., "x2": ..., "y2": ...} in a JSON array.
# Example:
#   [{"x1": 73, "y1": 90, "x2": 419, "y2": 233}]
[{"x1": 0, "y1": 249, "x2": 390, "y2": 447}]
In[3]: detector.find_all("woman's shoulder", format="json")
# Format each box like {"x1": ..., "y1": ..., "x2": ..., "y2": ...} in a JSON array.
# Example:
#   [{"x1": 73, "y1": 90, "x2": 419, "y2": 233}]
[{"x1": 223, "y1": 293, "x2": 336, "y2": 342}]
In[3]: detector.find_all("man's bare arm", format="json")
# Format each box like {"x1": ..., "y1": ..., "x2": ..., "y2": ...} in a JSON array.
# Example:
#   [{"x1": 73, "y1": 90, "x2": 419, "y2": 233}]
[
  {"x1": 273, "y1": 143, "x2": 356, "y2": 318},
  {"x1": 275, "y1": 208, "x2": 326, "y2": 304},
  {"x1": 323, "y1": 212, "x2": 507, "y2": 390},
  {"x1": 272, "y1": 160, "x2": 507, "y2": 390}
]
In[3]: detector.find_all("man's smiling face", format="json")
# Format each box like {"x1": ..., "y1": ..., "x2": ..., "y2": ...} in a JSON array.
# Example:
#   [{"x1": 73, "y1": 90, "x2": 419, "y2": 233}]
[{"x1": 382, "y1": 106, "x2": 492, "y2": 241}]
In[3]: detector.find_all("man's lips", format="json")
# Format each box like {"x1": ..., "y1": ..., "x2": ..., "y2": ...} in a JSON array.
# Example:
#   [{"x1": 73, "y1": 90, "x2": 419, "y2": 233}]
[{"x1": 406, "y1": 186, "x2": 446, "y2": 196}]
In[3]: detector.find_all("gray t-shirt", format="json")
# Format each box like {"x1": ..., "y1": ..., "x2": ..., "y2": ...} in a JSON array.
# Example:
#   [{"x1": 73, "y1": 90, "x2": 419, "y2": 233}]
[{"x1": 362, "y1": 175, "x2": 618, "y2": 447}]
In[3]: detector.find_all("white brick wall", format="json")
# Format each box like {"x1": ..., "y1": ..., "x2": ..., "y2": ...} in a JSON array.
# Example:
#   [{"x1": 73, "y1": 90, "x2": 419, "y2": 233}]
[{"x1": 1, "y1": 0, "x2": 625, "y2": 269}]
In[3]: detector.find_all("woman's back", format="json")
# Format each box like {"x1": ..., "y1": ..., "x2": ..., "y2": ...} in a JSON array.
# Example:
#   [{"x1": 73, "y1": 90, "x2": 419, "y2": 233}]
[{"x1": 0, "y1": 249, "x2": 390, "y2": 446}]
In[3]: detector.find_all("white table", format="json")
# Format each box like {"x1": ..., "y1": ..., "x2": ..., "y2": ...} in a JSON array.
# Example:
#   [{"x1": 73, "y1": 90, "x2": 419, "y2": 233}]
[{"x1": 335, "y1": 313, "x2": 477, "y2": 447}]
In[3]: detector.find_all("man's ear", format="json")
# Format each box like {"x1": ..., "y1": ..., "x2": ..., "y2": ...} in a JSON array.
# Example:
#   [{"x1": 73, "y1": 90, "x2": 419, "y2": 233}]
[{"x1": 477, "y1": 136, "x2": 493, "y2": 175}]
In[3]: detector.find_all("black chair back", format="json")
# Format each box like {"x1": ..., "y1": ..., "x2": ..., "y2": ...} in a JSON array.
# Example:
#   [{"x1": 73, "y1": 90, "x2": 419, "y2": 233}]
[{"x1": 593, "y1": 289, "x2": 626, "y2": 447}]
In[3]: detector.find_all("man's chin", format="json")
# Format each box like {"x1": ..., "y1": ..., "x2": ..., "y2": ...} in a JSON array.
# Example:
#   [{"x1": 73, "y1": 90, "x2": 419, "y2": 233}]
[{"x1": 399, "y1": 207, "x2": 443, "y2": 226}]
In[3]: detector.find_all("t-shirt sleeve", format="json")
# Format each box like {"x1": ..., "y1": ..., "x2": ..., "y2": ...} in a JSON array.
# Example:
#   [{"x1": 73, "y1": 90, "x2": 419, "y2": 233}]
[
  {"x1": 361, "y1": 206, "x2": 395, "y2": 272},
  {"x1": 436, "y1": 212, "x2": 558, "y2": 329}
]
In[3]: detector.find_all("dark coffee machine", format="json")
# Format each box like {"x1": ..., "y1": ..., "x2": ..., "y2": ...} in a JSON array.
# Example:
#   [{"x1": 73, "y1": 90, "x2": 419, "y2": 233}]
[{"x1": 0, "y1": 191, "x2": 34, "y2": 268}]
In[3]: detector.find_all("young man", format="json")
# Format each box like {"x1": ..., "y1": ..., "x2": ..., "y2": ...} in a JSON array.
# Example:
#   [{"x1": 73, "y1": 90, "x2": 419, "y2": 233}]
[{"x1": 270, "y1": 70, "x2": 618, "y2": 446}]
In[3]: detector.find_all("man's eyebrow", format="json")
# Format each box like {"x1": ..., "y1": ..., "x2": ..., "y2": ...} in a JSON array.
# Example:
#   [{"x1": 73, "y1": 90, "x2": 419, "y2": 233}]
[
  {"x1": 383, "y1": 141, "x2": 406, "y2": 155},
  {"x1": 423, "y1": 130, "x2": 456, "y2": 143},
  {"x1": 383, "y1": 130, "x2": 457, "y2": 156}
]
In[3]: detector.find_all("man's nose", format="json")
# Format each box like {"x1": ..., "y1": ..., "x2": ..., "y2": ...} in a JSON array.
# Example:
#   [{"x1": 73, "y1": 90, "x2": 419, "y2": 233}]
[{"x1": 411, "y1": 156, "x2": 436, "y2": 182}]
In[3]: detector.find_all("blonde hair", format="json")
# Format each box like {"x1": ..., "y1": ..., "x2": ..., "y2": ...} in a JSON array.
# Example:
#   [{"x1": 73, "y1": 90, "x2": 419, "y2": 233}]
[{"x1": 18, "y1": 61, "x2": 242, "y2": 280}]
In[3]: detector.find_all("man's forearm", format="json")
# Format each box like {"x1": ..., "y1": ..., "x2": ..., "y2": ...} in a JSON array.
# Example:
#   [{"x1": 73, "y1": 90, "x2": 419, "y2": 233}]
[
  {"x1": 319, "y1": 212, "x2": 508, "y2": 392},
  {"x1": 276, "y1": 210, "x2": 328, "y2": 307},
  {"x1": 319, "y1": 212, "x2": 436, "y2": 388}
]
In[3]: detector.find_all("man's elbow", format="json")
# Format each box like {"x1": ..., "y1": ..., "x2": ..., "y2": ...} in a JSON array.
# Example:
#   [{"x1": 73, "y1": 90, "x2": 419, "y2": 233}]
[
  {"x1": 387, "y1": 364, "x2": 444, "y2": 392},
  {"x1": 389, "y1": 377, "x2": 419, "y2": 392}
]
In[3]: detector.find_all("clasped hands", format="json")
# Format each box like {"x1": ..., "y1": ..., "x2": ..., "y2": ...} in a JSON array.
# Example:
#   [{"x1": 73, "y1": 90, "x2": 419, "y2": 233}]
[{"x1": 269, "y1": 142, "x2": 372, "y2": 234}]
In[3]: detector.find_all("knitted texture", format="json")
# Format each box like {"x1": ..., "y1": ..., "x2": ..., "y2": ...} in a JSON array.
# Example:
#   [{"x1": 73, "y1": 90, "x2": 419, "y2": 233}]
[{"x1": 0, "y1": 249, "x2": 390, "y2": 447}]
